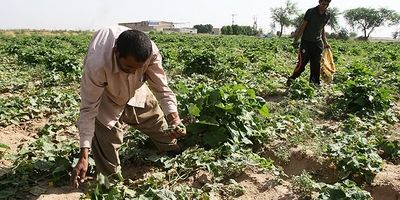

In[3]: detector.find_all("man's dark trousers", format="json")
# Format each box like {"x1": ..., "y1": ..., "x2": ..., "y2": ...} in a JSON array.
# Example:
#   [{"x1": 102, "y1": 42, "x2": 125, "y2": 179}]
[{"x1": 289, "y1": 40, "x2": 323, "y2": 85}]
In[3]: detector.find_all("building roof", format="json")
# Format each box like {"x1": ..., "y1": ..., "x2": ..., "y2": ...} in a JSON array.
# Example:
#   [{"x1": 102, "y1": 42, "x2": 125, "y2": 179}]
[{"x1": 148, "y1": 21, "x2": 160, "y2": 26}]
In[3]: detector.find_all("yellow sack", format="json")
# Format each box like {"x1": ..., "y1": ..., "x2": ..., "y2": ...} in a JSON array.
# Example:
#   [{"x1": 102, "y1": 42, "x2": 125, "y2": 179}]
[{"x1": 320, "y1": 48, "x2": 336, "y2": 84}]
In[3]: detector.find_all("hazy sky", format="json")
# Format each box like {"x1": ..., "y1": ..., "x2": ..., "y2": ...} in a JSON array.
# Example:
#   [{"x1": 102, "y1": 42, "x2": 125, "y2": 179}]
[{"x1": 1, "y1": 0, "x2": 399, "y2": 37}]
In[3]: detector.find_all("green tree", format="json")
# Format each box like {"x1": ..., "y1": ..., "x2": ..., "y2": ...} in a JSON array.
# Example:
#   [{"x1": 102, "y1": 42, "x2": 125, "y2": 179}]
[
  {"x1": 327, "y1": 7, "x2": 340, "y2": 32},
  {"x1": 232, "y1": 25, "x2": 239, "y2": 35},
  {"x1": 391, "y1": 16, "x2": 400, "y2": 39},
  {"x1": 193, "y1": 24, "x2": 213, "y2": 34},
  {"x1": 221, "y1": 26, "x2": 232, "y2": 35},
  {"x1": 344, "y1": 7, "x2": 400, "y2": 39},
  {"x1": 292, "y1": 13, "x2": 304, "y2": 32},
  {"x1": 220, "y1": 25, "x2": 258, "y2": 36},
  {"x1": 394, "y1": 30, "x2": 399, "y2": 39},
  {"x1": 270, "y1": 0, "x2": 298, "y2": 37}
]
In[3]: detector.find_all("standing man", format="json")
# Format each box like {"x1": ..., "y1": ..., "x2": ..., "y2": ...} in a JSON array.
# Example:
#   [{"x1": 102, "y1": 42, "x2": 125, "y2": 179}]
[
  {"x1": 286, "y1": 0, "x2": 331, "y2": 86},
  {"x1": 70, "y1": 26, "x2": 186, "y2": 188}
]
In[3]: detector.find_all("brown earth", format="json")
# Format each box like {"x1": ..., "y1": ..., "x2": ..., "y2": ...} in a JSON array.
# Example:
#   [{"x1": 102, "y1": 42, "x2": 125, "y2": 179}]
[
  {"x1": 369, "y1": 164, "x2": 400, "y2": 200},
  {"x1": 122, "y1": 162, "x2": 156, "y2": 181},
  {"x1": 262, "y1": 139, "x2": 400, "y2": 200},
  {"x1": 35, "y1": 186, "x2": 83, "y2": 200},
  {"x1": 262, "y1": 141, "x2": 338, "y2": 184},
  {"x1": 0, "y1": 119, "x2": 86, "y2": 200},
  {"x1": 0, "y1": 119, "x2": 48, "y2": 176},
  {"x1": 234, "y1": 170, "x2": 297, "y2": 200},
  {"x1": 0, "y1": 119, "x2": 47, "y2": 152}
]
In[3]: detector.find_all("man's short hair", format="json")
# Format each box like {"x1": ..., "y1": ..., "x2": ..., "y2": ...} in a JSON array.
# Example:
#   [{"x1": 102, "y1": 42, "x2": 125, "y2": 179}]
[
  {"x1": 116, "y1": 29, "x2": 152, "y2": 62},
  {"x1": 320, "y1": 0, "x2": 331, "y2": 2}
]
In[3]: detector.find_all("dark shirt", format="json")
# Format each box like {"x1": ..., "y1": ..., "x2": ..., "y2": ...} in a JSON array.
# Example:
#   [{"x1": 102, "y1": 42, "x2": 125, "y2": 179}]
[{"x1": 302, "y1": 6, "x2": 330, "y2": 42}]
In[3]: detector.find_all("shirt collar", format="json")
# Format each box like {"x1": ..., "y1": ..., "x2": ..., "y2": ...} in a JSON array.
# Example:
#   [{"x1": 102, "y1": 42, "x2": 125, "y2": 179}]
[{"x1": 315, "y1": 5, "x2": 327, "y2": 16}]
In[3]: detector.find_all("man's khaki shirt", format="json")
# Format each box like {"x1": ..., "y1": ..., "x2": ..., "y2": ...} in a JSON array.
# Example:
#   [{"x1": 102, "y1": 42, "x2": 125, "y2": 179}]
[{"x1": 77, "y1": 26, "x2": 178, "y2": 148}]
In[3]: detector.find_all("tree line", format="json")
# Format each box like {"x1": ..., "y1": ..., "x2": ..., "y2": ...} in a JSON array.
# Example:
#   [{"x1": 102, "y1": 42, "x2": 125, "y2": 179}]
[{"x1": 193, "y1": 24, "x2": 260, "y2": 36}]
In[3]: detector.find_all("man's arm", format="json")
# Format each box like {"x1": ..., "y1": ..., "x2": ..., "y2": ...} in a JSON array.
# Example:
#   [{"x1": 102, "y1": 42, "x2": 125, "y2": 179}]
[
  {"x1": 293, "y1": 20, "x2": 308, "y2": 44},
  {"x1": 145, "y1": 43, "x2": 179, "y2": 121},
  {"x1": 77, "y1": 66, "x2": 105, "y2": 148},
  {"x1": 321, "y1": 27, "x2": 330, "y2": 48},
  {"x1": 71, "y1": 57, "x2": 106, "y2": 188},
  {"x1": 145, "y1": 43, "x2": 186, "y2": 137},
  {"x1": 71, "y1": 66, "x2": 105, "y2": 188}
]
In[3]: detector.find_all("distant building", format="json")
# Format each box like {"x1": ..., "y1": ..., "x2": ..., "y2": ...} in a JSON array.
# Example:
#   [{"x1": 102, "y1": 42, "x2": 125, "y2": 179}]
[
  {"x1": 212, "y1": 28, "x2": 221, "y2": 35},
  {"x1": 164, "y1": 27, "x2": 197, "y2": 34},
  {"x1": 119, "y1": 21, "x2": 174, "y2": 32},
  {"x1": 119, "y1": 21, "x2": 197, "y2": 34}
]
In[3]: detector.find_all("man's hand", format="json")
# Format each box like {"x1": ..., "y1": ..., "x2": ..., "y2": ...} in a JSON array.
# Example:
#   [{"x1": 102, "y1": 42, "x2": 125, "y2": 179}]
[
  {"x1": 165, "y1": 122, "x2": 186, "y2": 138},
  {"x1": 70, "y1": 148, "x2": 89, "y2": 188},
  {"x1": 166, "y1": 112, "x2": 187, "y2": 139}
]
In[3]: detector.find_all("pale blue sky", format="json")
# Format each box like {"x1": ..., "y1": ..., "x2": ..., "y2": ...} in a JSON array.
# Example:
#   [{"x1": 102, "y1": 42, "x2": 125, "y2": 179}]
[{"x1": 1, "y1": 0, "x2": 399, "y2": 37}]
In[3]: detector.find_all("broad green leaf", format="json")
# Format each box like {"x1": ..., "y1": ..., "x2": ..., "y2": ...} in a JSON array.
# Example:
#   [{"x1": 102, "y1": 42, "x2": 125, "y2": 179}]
[
  {"x1": 188, "y1": 104, "x2": 201, "y2": 117},
  {"x1": 216, "y1": 103, "x2": 234, "y2": 111},
  {"x1": 259, "y1": 104, "x2": 269, "y2": 117},
  {"x1": 204, "y1": 126, "x2": 228, "y2": 148},
  {"x1": 0, "y1": 143, "x2": 10, "y2": 149}
]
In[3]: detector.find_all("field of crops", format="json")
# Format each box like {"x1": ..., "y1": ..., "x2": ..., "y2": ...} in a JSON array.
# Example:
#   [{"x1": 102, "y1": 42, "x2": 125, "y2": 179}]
[{"x1": 0, "y1": 30, "x2": 399, "y2": 199}]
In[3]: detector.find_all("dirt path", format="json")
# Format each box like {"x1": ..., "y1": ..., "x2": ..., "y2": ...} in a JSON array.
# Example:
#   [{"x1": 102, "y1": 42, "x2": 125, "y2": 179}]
[
  {"x1": 0, "y1": 119, "x2": 48, "y2": 152},
  {"x1": 370, "y1": 164, "x2": 400, "y2": 200},
  {"x1": 0, "y1": 119, "x2": 85, "y2": 200},
  {"x1": 35, "y1": 186, "x2": 83, "y2": 200},
  {"x1": 235, "y1": 170, "x2": 297, "y2": 200},
  {"x1": 0, "y1": 119, "x2": 48, "y2": 176}
]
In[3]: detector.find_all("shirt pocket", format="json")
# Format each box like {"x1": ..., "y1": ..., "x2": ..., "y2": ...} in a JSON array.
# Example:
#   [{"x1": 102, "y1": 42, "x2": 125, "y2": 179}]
[
  {"x1": 105, "y1": 89, "x2": 128, "y2": 105},
  {"x1": 127, "y1": 84, "x2": 148, "y2": 108}
]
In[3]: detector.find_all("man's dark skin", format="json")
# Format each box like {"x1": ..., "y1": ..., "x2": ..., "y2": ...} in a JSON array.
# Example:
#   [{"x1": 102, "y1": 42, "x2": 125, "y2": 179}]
[{"x1": 70, "y1": 48, "x2": 186, "y2": 188}]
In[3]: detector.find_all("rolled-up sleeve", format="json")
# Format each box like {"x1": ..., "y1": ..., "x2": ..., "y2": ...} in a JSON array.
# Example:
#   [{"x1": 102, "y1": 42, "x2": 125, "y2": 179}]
[
  {"x1": 145, "y1": 43, "x2": 178, "y2": 116},
  {"x1": 77, "y1": 64, "x2": 106, "y2": 148}
]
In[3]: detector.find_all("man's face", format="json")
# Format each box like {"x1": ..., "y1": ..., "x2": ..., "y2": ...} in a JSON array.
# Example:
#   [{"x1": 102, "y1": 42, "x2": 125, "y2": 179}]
[
  {"x1": 115, "y1": 51, "x2": 146, "y2": 74},
  {"x1": 319, "y1": 1, "x2": 330, "y2": 11}
]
